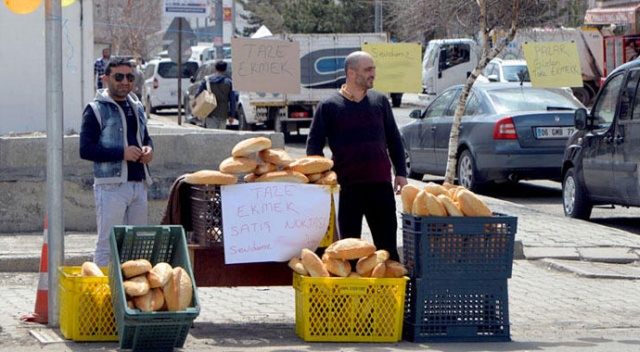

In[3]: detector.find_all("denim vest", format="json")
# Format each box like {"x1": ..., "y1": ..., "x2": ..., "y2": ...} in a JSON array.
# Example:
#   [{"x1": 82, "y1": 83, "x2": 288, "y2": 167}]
[{"x1": 88, "y1": 95, "x2": 152, "y2": 186}]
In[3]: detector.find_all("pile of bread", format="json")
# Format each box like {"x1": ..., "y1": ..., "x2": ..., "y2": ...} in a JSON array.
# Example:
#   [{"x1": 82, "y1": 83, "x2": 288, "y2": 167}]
[
  {"x1": 288, "y1": 238, "x2": 408, "y2": 278},
  {"x1": 401, "y1": 182, "x2": 492, "y2": 217},
  {"x1": 81, "y1": 260, "x2": 193, "y2": 312},
  {"x1": 183, "y1": 136, "x2": 337, "y2": 186}
]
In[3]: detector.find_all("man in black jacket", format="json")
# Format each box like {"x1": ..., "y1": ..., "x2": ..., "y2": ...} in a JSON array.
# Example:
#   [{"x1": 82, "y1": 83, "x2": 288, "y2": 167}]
[{"x1": 195, "y1": 61, "x2": 235, "y2": 129}]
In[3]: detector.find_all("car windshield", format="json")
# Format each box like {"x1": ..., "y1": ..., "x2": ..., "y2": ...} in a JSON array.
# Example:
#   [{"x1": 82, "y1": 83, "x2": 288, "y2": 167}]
[
  {"x1": 502, "y1": 65, "x2": 530, "y2": 82},
  {"x1": 487, "y1": 88, "x2": 582, "y2": 113},
  {"x1": 158, "y1": 62, "x2": 199, "y2": 78}
]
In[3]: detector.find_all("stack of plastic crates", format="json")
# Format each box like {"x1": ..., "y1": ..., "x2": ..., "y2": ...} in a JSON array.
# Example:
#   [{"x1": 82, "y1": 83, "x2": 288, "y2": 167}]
[
  {"x1": 58, "y1": 266, "x2": 118, "y2": 341},
  {"x1": 293, "y1": 273, "x2": 408, "y2": 342},
  {"x1": 109, "y1": 225, "x2": 200, "y2": 352},
  {"x1": 401, "y1": 213, "x2": 517, "y2": 342}
]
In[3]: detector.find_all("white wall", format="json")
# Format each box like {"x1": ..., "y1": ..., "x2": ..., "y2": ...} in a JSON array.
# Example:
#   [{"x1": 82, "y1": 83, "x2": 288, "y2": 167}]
[{"x1": 0, "y1": 0, "x2": 94, "y2": 136}]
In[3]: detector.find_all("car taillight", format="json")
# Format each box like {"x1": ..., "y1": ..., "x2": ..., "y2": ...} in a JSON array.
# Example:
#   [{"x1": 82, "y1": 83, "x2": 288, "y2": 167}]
[
  {"x1": 493, "y1": 117, "x2": 517, "y2": 139},
  {"x1": 153, "y1": 78, "x2": 158, "y2": 90}
]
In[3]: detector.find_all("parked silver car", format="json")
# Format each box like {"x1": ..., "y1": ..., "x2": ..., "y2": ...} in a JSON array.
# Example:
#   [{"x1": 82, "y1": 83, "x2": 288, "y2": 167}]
[{"x1": 401, "y1": 84, "x2": 585, "y2": 191}]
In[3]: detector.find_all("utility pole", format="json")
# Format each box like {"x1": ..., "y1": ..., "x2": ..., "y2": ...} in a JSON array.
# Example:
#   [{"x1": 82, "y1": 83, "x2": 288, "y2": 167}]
[
  {"x1": 215, "y1": 0, "x2": 223, "y2": 59},
  {"x1": 374, "y1": 0, "x2": 382, "y2": 33}
]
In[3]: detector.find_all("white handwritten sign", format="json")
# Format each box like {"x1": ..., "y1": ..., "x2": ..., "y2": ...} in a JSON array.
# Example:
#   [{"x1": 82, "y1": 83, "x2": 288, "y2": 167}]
[
  {"x1": 231, "y1": 37, "x2": 301, "y2": 94},
  {"x1": 221, "y1": 183, "x2": 335, "y2": 264}
]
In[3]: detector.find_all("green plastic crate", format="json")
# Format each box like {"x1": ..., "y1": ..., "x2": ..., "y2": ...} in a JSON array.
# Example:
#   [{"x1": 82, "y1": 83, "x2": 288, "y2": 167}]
[{"x1": 109, "y1": 225, "x2": 200, "y2": 352}]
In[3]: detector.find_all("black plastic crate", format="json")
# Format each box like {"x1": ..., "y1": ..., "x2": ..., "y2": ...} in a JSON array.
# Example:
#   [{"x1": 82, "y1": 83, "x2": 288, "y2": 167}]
[
  {"x1": 190, "y1": 184, "x2": 223, "y2": 246},
  {"x1": 403, "y1": 277, "x2": 510, "y2": 342},
  {"x1": 109, "y1": 226, "x2": 200, "y2": 352},
  {"x1": 402, "y1": 213, "x2": 516, "y2": 279}
]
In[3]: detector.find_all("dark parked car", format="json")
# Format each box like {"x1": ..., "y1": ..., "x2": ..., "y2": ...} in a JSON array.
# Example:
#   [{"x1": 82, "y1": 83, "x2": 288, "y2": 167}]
[
  {"x1": 184, "y1": 59, "x2": 235, "y2": 126},
  {"x1": 401, "y1": 83, "x2": 584, "y2": 191},
  {"x1": 562, "y1": 59, "x2": 640, "y2": 220}
]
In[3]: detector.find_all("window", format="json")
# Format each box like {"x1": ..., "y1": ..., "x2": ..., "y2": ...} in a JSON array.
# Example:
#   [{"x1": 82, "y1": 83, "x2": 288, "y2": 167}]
[
  {"x1": 592, "y1": 73, "x2": 624, "y2": 129},
  {"x1": 424, "y1": 89, "x2": 458, "y2": 119}
]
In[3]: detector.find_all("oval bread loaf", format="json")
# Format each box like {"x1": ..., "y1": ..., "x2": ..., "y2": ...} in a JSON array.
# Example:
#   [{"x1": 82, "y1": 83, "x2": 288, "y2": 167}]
[
  {"x1": 231, "y1": 137, "x2": 272, "y2": 157},
  {"x1": 253, "y1": 162, "x2": 278, "y2": 175},
  {"x1": 258, "y1": 148, "x2": 294, "y2": 166},
  {"x1": 121, "y1": 259, "x2": 152, "y2": 279},
  {"x1": 255, "y1": 170, "x2": 309, "y2": 183},
  {"x1": 424, "y1": 182, "x2": 450, "y2": 197},
  {"x1": 81, "y1": 261, "x2": 104, "y2": 277},
  {"x1": 384, "y1": 260, "x2": 408, "y2": 278},
  {"x1": 425, "y1": 192, "x2": 448, "y2": 217},
  {"x1": 401, "y1": 184, "x2": 420, "y2": 214},
  {"x1": 123, "y1": 275, "x2": 150, "y2": 297},
  {"x1": 321, "y1": 253, "x2": 352, "y2": 277},
  {"x1": 438, "y1": 194, "x2": 463, "y2": 216},
  {"x1": 164, "y1": 266, "x2": 194, "y2": 311},
  {"x1": 315, "y1": 170, "x2": 337, "y2": 185},
  {"x1": 300, "y1": 248, "x2": 329, "y2": 277},
  {"x1": 219, "y1": 156, "x2": 259, "y2": 174},
  {"x1": 133, "y1": 287, "x2": 165, "y2": 312},
  {"x1": 288, "y1": 156, "x2": 334, "y2": 174},
  {"x1": 412, "y1": 190, "x2": 430, "y2": 216},
  {"x1": 369, "y1": 262, "x2": 387, "y2": 278},
  {"x1": 325, "y1": 238, "x2": 376, "y2": 260},
  {"x1": 457, "y1": 189, "x2": 492, "y2": 216},
  {"x1": 146, "y1": 262, "x2": 173, "y2": 288},
  {"x1": 287, "y1": 256, "x2": 308, "y2": 276},
  {"x1": 356, "y1": 250, "x2": 389, "y2": 276},
  {"x1": 184, "y1": 170, "x2": 237, "y2": 185}
]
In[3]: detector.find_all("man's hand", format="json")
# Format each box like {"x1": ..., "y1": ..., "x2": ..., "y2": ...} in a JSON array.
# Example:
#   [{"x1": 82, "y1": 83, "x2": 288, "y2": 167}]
[
  {"x1": 124, "y1": 146, "x2": 143, "y2": 162},
  {"x1": 394, "y1": 175, "x2": 408, "y2": 194},
  {"x1": 139, "y1": 146, "x2": 153, "y2": 164}
]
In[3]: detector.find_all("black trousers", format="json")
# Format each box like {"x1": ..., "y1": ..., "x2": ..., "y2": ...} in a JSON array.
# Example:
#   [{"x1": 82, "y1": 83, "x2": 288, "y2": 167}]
[{"x1": 337, "y1": 182, "x2": 400, "y2": 261}]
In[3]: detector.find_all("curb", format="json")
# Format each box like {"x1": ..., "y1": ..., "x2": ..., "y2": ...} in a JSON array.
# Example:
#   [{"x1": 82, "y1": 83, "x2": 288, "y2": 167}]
[{"x1": 0, "y1": 253, "x2": 92, "y2": 272}]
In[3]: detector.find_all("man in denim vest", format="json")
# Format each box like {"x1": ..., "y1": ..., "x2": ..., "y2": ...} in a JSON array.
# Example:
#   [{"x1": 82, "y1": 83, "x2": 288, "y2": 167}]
[{"x1": 80, "y1": 57, "x2": 154, "y2": 267}]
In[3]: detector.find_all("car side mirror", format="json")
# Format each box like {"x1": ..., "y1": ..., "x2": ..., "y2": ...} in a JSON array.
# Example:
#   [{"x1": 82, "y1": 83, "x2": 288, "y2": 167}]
[
  {"x1": 409, "y1": 109, "x2": 422, "y2": 119},
  {"x1": 487, "y1": 74, "x2": 499, "y2": 82},
  {"x1": 574, "y1": 108, "x2": 588, "y2": 130},
  {"x1": 190, "y1": 76, "x2": 196, "y2": 83}
]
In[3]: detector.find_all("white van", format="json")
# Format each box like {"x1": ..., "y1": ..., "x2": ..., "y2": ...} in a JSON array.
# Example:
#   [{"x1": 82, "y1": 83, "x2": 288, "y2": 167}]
[
  {"x1": 421, "y1": 38, "x2": 478, "y2": 98},
  {"x1": 142, "y1": 59, "x2": 199, "y2": 113}
]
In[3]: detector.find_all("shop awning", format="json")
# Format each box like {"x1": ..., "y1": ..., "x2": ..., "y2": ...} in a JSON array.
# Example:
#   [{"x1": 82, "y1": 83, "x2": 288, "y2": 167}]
[{"x1": 584, "y1": 3, "x2": 640, "y2": 25}]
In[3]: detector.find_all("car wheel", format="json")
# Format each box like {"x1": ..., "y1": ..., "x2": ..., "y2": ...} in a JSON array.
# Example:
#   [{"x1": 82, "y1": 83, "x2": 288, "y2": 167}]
[
  {"x1": 456, "y1": 150, "x2": 480, "y2": 191},
  {"x1": 562, "y1": 168, "x2": 592, "y2": 220},
  {"x1": 404, "y1": 147, "x2": 424, "y2": 180}
]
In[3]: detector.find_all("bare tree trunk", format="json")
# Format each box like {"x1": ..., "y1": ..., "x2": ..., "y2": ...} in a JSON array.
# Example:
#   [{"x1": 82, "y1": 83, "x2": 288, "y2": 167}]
[{"x1": 443, "y1": 0, "x2": 520, "y2": 185}]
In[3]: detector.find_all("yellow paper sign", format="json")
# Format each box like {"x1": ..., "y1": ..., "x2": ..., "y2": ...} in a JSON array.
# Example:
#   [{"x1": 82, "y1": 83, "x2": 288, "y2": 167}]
[
  {"x1": 522, "y1": 42, "x2": 583, "y2": 88},
  {"x1": 362, "y1": 42, "x2": 422, "y2": 93}
]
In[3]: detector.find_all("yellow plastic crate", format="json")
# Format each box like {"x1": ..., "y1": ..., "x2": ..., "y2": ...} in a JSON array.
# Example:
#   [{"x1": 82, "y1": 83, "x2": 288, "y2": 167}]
[
  {"x1": 58, "y1": 266, "x2": 118, "y2": 341},
  {"x1": 293, "y1": 273, "x2": 408, "y2": 342}
]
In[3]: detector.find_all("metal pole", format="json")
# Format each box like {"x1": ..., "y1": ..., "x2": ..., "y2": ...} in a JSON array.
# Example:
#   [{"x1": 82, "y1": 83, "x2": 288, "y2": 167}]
[
  {"x1": 45, "y1": 0, "x2": 64, "y2": 328},
  {"x1": 375, "y1": 0, "x2": 382, "y2": 33},
  {"x1": 178, "y1": 18, "x2": 183, "y2": 125}
]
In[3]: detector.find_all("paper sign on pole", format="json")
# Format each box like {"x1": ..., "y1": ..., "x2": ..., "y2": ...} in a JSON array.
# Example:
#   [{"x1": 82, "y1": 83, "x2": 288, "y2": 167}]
[
  {"x1": 362, "y1": 42, "x2": 422, "y2": 93},
  {"x1": 231, "y1": 37, "x2": 301, "y2": 94},
  {"x1": 522, "y1": 42, "x2": 583, "y2": 88},
  {"x1": 221, "y1": 183, "x2": 336, "y2": 264}
]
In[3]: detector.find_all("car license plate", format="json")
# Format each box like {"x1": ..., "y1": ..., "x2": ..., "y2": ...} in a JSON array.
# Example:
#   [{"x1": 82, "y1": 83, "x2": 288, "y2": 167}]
[{"x1": 535, "y1": 126, "x2": 575, "y2": 139}]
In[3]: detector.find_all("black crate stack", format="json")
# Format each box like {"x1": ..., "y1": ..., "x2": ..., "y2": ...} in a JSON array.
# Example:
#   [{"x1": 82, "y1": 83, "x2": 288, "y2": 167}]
[{"x1": 401, "y1": 213, "x2": 517, "y2": 342}]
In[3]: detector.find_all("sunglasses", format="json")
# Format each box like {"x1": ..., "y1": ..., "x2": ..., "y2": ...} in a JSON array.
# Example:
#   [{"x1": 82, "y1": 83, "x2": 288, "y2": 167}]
[{"x1": 112, "y1": 73, "x2": 136, "y2": 82}]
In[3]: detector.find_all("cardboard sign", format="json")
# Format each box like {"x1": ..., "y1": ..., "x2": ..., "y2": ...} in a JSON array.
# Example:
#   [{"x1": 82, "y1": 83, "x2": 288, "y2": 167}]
[
  {"x1": 231, "y1": 37, "x2": 301, "y2": 94},
  {"x1": 362, "y1": 42, "x2": 422, "y2": 93},
  {"x1": 221, "y1": 183, "x2": 337, "y2": 264},
  {"x1": 522, "y1": 42, "x2": 583, "y2": 88}
]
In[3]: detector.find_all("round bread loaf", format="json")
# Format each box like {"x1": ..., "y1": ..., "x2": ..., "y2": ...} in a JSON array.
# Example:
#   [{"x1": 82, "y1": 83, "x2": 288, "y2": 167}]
[
  {"x1": 288, "y1": 257, "x2": 308, "y2": 276},
  {"x1": 231, "y1": 137, "x2": 272, "y2": 157},
  {"x1": 255, "y1": 170, "x2": 309, "y2": 183},
  {"x1": 315, "y1": 170, "x2": 337, "y2": 185},
  {"x1": 253, "y1": 162, "x2": 278, "y2": 175},
  {"x1": 401, "y1": 184, "x2": 420, "y2": 214},
  {"x1": 289, "y1": 156, "x2": 334, "y2": 174},
  {"x1": 146, "y1": 262, "x2": 173, "y2": 288},
  {"x1": 123, "y1": 275, "x2": 150, "y2": 297},
  {"x1": 325, "y1": 238, "x2": 376, "y2": 260},
  {"x1": 81, "y1": 261, "x2": 104, "y2": 277},
  {"x1": 356, "y1": 250, "x2": 389, "y2": 276},
  {"x1": 438, "y1": 194, "x2": 463, "y2": 216},
  {"x1": 219, "y1": 156, "x2": 259, "y2": 174},
  {"x1": 184, "y1": 170, "x2": 237, "y2": 185},
  {"x1": 133, "y1": 287, "x2": 165, "y2": 312},
  {"x1": 164, "y1": 266, "x2": 193, "y2": 311},
  {"x1": 300, "y1": 248, "x2": 329, "y2": 277},
  {"x1": 457, "y1": 189, "x2": 492, "y2": 216},
  {"x1": 321, "y1": 253, "x2": 352, "y2": 277},
  {"x1": 258, "y1": 148, "x2": 294, "y2": 166},
  {"x1": 121, "y1": 259, "x2": 152, "y2": 279}
]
